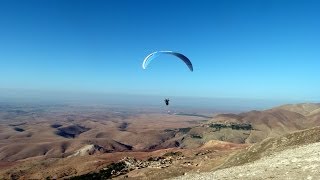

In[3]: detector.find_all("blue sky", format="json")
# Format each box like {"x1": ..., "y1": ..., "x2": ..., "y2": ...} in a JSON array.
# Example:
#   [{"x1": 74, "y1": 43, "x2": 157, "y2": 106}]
[{"x1": 1, "y1": 0, "x2": 320, "y2": 102}]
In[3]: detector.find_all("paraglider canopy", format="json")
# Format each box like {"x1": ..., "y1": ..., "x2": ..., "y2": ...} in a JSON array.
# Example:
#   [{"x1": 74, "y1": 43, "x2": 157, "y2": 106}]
[{"x1": 142, "y1": 51, "x2": 193, "y2": 71}]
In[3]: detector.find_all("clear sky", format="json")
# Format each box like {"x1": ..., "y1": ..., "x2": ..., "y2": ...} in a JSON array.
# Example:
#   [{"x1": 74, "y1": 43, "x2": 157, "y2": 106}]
[{"x1": 1, "y1": 0, "x2": 320, "y2": 102}]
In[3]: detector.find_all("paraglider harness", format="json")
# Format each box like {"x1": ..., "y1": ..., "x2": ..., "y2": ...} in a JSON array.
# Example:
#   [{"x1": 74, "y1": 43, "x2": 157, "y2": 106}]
[{"x1": 164, "y1": 98, "x2": 170, "y2": 106}]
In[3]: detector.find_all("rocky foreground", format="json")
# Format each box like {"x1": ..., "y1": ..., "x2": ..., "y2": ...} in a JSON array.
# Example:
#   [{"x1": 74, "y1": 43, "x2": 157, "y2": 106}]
[{"x1": 172, "y1": 142, "x2": 320, "y2": 180}]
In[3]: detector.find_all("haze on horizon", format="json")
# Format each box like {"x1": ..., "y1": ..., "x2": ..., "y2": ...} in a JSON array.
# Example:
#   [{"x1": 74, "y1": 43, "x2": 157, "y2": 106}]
[
  {"x1": 0, "y1": 88, "x2": 312, "y2": 114},
  {"x1": 1, "y1": 0, "x2": 320, "y2": 105}
]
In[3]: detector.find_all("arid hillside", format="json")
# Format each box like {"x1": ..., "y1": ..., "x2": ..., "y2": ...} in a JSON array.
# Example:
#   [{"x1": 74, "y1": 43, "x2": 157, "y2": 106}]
[
  {"x1": 173, "y1": 126, "x2": 320, "y2": 180},
  {"x1": 204, "y1": 103, "x2": 320, "y2": 143}
]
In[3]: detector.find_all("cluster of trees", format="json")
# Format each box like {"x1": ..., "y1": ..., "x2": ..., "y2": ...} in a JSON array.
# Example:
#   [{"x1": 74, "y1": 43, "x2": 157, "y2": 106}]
[
  {"x1": 191, "y1": 134, "x2": 202, "y2": 139},
  {"x1": 209, "y1": 123, "x2": 253, "y2": 130}
]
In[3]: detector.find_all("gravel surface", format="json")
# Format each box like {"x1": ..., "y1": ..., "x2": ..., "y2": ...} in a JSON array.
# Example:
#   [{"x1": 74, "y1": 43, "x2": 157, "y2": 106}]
[{"x1": 172, "y1": 142, "x2": 320, "y2": 180}]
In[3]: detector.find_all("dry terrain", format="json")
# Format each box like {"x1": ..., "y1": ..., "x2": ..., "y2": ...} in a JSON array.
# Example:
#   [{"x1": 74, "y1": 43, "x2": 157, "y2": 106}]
[{"x1": 1, "y1": 102, "x2": 320, "y2": 179}]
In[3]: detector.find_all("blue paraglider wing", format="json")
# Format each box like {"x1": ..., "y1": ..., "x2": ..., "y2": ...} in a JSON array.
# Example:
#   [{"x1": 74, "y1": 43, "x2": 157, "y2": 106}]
[{"x1": 142, "y1": 51, "x2": 193, "y2": 72}]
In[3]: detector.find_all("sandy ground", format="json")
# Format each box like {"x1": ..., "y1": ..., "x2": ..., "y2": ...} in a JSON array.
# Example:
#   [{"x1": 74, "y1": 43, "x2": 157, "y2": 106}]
[{"x1": 172, "y1": 142, "x2": 320, "y2": 180}]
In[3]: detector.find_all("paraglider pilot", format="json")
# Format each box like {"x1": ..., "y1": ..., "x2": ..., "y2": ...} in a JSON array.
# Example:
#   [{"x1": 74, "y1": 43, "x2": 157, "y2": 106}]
[{"x1": 164, "y1": 98, "x2": 170, "y2": 106}]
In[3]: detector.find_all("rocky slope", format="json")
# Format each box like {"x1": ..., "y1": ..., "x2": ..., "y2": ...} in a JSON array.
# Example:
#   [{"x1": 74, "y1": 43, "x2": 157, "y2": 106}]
[
  {"x1": 172, "y1": 126, "x2": 320, "y2": 180},
  {"x1": 173, "y1": 142, "x2": 320, "y2": 180}
]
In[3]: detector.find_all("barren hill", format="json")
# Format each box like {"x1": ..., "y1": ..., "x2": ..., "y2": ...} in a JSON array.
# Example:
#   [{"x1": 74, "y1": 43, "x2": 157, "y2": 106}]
[
  {"x1": 277, "y1": 103, "x2": 320, "y2": 116},
  {"x1": 173, "y1": 126, "x2": 320, "y2": 180}
]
